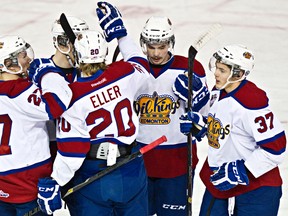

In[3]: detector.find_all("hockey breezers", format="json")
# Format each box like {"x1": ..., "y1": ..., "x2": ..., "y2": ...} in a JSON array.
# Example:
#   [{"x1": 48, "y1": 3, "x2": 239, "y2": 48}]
[{"x1": 62, "y1": 135, "x2": 167, "y2": 199}]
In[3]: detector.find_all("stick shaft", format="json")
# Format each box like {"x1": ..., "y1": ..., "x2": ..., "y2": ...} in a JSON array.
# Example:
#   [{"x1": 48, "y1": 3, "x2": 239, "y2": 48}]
[
  {"x1": 62, "y1": 135, "x2": 167, "y2": 199},
  {"x1": 187, "y1": 46, "x2": 198, "y2": 215}
]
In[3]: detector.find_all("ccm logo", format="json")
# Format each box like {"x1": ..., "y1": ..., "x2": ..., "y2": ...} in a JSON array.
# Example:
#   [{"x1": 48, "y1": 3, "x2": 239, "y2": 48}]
[
  {"x1": 39, "y1": 187, "x2": 54, "y2": 192},
  {"x1": 162, "y1": 204, "x2": 186, "y2": 210},
  {"x1": 107, "y1": 25, "x2": 125, "y2": 34}
]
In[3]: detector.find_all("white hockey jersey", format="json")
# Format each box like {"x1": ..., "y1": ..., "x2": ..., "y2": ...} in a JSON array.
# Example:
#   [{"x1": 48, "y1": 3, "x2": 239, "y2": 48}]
[
  {"x1": 200, "y1": 80, "x2": 286, "y2": 198},
  {"x1": 0, "y1": 79, "x2": 52, "y2": 203},
  {"x1": 135, "y1": 55, "x2": 209, "y2": 178},
  {"x1": 51, "y1": 37, "x2": 151, "y2": 186}
]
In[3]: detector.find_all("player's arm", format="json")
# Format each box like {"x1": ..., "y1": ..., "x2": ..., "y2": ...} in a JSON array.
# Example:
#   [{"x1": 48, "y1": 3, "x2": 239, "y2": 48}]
[
  {"x1": 29, "y1": 58, "x2": 72, "y2": 118},
  {"x1": 95, "y1": 1, "x2": 146, "y2": 61},
  {"x1": 243, "y1": 108, "x2": 286, "y2": 178},
  {"x1": 37, "y1": 112, "x2": 90, "y2": 215}
]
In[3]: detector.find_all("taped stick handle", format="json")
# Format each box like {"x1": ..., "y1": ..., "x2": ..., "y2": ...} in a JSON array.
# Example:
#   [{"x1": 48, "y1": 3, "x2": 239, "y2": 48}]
[{"x1": 140, "y1": 135, "x2": 167, "y2": 154}]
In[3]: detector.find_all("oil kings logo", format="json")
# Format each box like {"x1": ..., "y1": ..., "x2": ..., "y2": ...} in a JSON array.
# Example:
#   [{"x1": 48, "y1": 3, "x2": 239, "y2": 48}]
[
  {"x1": 135, "y1": 91, "x2": 180, "y2": 125},
  {"x1": 207, "y1": 114, "x2": 230, "y2": 149}
]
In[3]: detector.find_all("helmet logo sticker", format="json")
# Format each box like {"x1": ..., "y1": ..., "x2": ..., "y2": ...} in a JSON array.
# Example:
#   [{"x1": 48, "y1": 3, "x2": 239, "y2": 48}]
[{"x1": 243, "y1": 52, "x2": 253, "y2": 60}]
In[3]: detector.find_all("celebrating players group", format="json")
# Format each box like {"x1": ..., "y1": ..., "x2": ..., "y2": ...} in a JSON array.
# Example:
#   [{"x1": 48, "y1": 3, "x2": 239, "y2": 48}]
[{"x1": 0, "y1": 1, "x2": 286, "y2": 216}]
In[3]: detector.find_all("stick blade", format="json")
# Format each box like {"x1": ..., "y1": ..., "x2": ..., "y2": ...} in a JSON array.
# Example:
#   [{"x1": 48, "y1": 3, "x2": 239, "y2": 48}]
[
  {"x1": 59, "y1": 13, "x2": 76, "y2": 44},
  {"x1": 193, "y1": 23, "x2": 222, "y2": 51}
]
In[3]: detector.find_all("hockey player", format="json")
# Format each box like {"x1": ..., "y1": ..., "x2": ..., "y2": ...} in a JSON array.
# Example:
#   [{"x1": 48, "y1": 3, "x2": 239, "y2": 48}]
[
  {"x1": 180, "y1": 44, "x2": 286, "y2": 216},
  {"x1": 132, "y1": 15, "x2": 210, "y2": 216},
  {"x1": 28, "y1": 16, "x2": 89, "y2": 161},
  {"x1": 0, "y1": 35, "x2": 55, "y2": 216},
  {"x1": 36, "y1": 4, "x2": 151, "y2": 215}
]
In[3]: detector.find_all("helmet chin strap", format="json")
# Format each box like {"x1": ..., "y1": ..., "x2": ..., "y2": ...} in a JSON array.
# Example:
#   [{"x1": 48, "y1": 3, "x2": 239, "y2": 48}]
[
  {"x1": 65, "y1": 54, "x2": 76, "y2": 68},
  {"x1": 56, "y1": 43, "x2": 77, "y2": 68},
  {"x1": 218, "y1": 70, "x2": 246, "y2": 90}
]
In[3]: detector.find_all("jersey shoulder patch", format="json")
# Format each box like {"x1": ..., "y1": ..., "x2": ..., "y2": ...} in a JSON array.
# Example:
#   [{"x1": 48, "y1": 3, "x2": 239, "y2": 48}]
[{"x1": 233, "y1": 80, "x2": 269, "y2": 109}]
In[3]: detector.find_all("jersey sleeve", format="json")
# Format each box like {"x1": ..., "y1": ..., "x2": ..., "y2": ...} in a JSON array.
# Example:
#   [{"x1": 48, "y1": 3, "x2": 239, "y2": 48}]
[
  {"x1": 243, "y1": 106, "x2": 286, "y2": 178},
  {"x1": 40, "y1": 73, "x2": 72, "y2": 118},
  {"x1": 51, "y1": 111, "x2": 90, "y2": 186},
  {"x1": 118, "y1": 35, "x2": 146, "y2": 61}
]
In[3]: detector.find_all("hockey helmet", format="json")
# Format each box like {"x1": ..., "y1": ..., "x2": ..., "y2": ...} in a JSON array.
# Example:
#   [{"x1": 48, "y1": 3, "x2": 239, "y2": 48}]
[
  {"x1": 51, "y1": 16, "x2": 89, "y2": 53},
  {"x1": 210, "y1": 44, "x2": 254, "y2": 77},
  {"x1": 74, "y1": 30, "x2": 108, "y2": 64},
  {"x1": 209, "y1": 44, "x2": 255, "y2": 88},
  {"x1": 0, "y1": 35, "x2": 34, "y2": 75},
  {"x1": 140, "y1": 16, "x2": 175, "y2": 53}
]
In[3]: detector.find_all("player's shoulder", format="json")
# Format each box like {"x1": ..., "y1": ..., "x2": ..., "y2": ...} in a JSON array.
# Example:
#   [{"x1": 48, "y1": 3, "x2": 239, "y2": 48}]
[
  {"x1": 0, "y1": 78, "x2": 32, "y2": 98},
  {"x1": 108, "y1": 61, "x2": 134, "y2": 73},
  {"x1": 173, "y1": 55, "x2": 206, "y2": 77},
  {"x1": 233, "y1": 80, "x2": 269, "y2": 109}
]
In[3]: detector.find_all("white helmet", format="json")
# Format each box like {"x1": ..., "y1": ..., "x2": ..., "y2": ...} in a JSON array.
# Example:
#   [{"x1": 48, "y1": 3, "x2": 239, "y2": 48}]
[
  {"x1": 209, "y1": 44, "x2": 255, "y2": 88},
  {"x1": 51, "y1": 16, "x2": 89, "y2": 37},
  {"x1": 51, "y1": 16, "x2": 89, "y2": 54},
  {"x1": 74, "y1": 30, "x2": 108, "y2": 64},
  {"x1": 140, "y1": 16, "x2": 175, "y2": 53},
  {"x1": 0, "y1": 35, "x2": 34, "y2": 75}
]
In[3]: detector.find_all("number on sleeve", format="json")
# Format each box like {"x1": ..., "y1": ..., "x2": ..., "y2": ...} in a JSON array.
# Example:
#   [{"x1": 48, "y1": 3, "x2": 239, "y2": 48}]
[{"x1": 254, "y1": 111, "x2": 274, "y2": 133}]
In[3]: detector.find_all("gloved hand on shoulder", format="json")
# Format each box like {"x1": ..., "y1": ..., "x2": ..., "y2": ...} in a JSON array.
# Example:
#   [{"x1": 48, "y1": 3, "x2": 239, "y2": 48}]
[
  {"x1": 37, "y1": 177, "x2": 62, "y2": 215},
  {"x1": 172, "y1": 73, "x2": 210, "y2": 112},
  {"x1": 29, "y1": 58, "x2": 61, "y2": 88},
  {"x1": 179, "y1": 111, "x2": 207, "y2": 141},
  {"x1": 96, "y1": 1, "x2": 127, "y2": 42},
  {"x1": 210, "y1": 159, "x2": 249, "y2": 191}
]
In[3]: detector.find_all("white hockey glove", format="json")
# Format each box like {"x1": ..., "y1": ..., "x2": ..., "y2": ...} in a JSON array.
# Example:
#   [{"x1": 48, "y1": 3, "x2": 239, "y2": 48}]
[
  {"x1": 210, "y1": 160, "x2": 249, "y2": 191},
  {"x1": 96, "y1": 1, "x2": 127, "y2": 42},
  {"x1": 172, "y1": 73, "x2": 210, "y2": 112},
  {"x1": 37, "y1": 178, "x2": 62, "y2": 215},
  {"x1": 179, "y1": 111, "x2": 207, "y2": 141}
]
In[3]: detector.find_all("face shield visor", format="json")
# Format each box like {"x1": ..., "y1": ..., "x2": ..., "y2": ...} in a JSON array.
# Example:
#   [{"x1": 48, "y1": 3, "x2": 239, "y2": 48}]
[
  {"x1": 2, "y1": 43, "x2": 34, "y2": 75},
  {"x1": 209, "y1": 52, "x2": 246, "y2": 90}
]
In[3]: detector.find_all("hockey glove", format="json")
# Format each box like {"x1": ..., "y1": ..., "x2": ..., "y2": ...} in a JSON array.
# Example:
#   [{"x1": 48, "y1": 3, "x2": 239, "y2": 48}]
[
  {"x1": 210, "y1": 160, "x2": 249, "y2": 191},
  {"x1": 29, "y1": 58, "x2": 62, "y2": 88},
  {"x1": 172, "y1": 73, "x2": 210, "y2": 112},
  {"x1": 179, "y1": 111, "x2": 207, "y2": 141},
  {"x1": 96, "y1": 2, "x2": 127, "y2": 42},
  {"x1": 37, "y1": 178, "x2": 62, "y2": 215}
]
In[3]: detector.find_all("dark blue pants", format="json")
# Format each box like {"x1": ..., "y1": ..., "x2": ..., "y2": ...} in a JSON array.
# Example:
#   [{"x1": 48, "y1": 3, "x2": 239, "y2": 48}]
[
  {"x1": 200, "y1": 186, "x2": 282, "y2": 216},
  {"x1": 148, "y1": 171, "x2": 195, "y2": 216},
  {"x1": 0, "y1": 199, "x2": 46, "y2": 216},
  {"x1": 63, "y1": 149, "x2": 148, "y2": 216}
]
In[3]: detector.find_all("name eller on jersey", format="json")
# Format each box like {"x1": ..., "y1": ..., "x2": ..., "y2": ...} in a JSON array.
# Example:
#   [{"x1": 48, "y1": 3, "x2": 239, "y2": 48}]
[{"x1": 90, "y1": 85, "x2": 122, "y2": 108}]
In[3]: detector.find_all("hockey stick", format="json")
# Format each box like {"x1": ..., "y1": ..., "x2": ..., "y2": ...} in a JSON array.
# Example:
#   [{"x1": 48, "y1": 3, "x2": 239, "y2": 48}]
[
  {"x1": 59, "y1": 13, "x2": 76, "y2": 44},
  {"x1": 186, "y1": 23, "x2": 222, "y2": 216},
  {"x1": 23, "y1": 206, "x2": 41, "y2": 216},
  {"x1": 60, "y1": 12, "x2": 121, "y2": 64},
  {"x1": 112, "y1": 45, "x2": 120, "y2": 62},
  {"x1": 62, "y1": 135, "x2": 167, "y2": 199}
]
